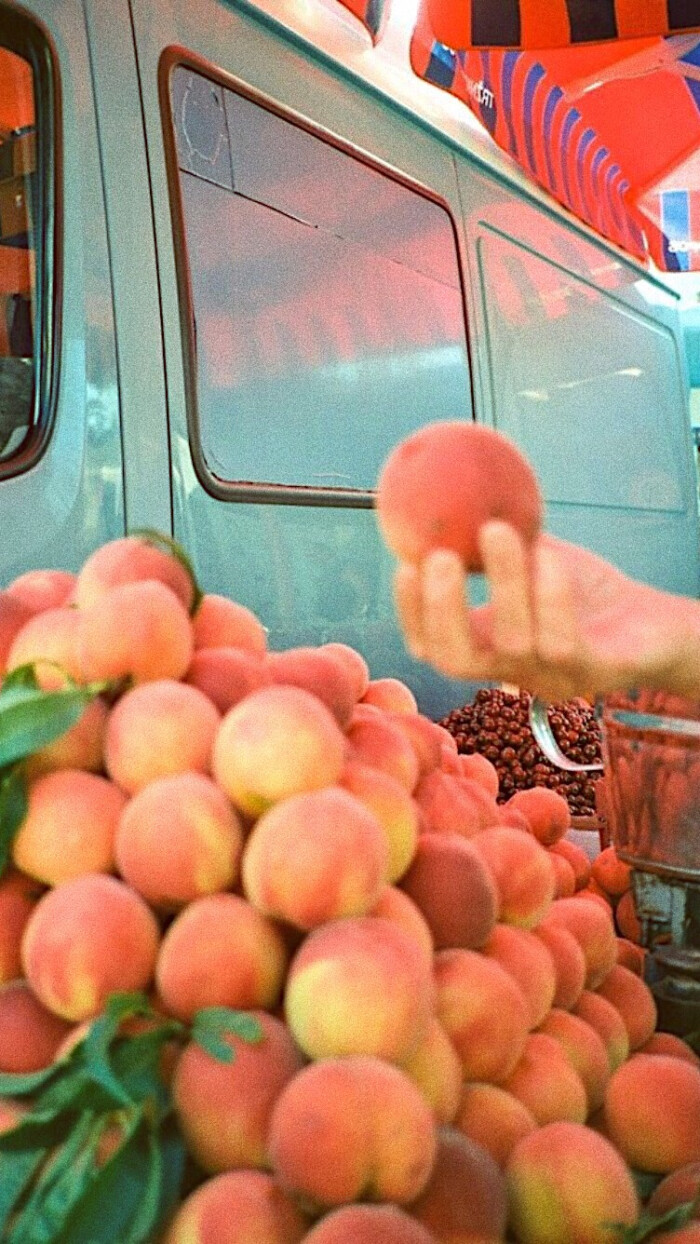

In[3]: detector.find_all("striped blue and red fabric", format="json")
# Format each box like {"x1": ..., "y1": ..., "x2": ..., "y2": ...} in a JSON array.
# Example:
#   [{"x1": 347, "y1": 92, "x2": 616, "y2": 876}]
[
  {"x1": 337, "y1": 0, "x2": 390, "y2": 42},
  {"x1": 410, "y1": 3, "x2": 700, "y2": 270},
  {"x1": 422, "y1": 0, "x2": 700, "y2": 51}
]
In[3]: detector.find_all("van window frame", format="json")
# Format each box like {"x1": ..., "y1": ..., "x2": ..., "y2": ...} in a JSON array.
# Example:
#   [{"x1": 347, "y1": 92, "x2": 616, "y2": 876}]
[
  {"x1": 158, "y1": 45, "x2": 474, "y2": 508},
  {"x1": 0, "y1": 3, "x2": 61, "y2": 481}
]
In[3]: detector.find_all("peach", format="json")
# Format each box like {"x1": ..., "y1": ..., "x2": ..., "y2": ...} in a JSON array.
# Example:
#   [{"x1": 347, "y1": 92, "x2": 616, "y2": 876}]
[
  {"x1": 243, "y1": 786, "x2": 388, "y2": 928},
  {"x1": 21, "y1": 874, "x2": 160, "y2": 1021},
  {"x1": 361, "y1": 677, "x2": 418, "y2": 714},
  {"x1": 499, "y1": 807, "x2": 532, "y2": 833},
  {"x1": 573, "y1": 990, "x2": 630, "y2": 1072},
  {"x1": 648, "y1": 1163, "x2": 700, "y2": 1217},
  {"x1": 375, "y1": 421, "x2": 542, "y2": 572},
  {"x1": 615, "y1": 937, "x2": 645, "y2": 975},
  {"x1": 185, "y1": 646, "x2": 271, "y2": 713},
  {"x1": 538, "y1": 897, "x2": 617, "y2": 989},
  {"x1": 550, "y1": 852, "x2": 577, "y2": 898},
  {"x1": 594, "y1": 963, "x2": 657, "y2": 1050},
  {"x1": 192, "y1": 592, "x2": 267, "y2": 654},
  {"x1": 320, "y1": 641, "x2": 370, "y2": 701},
  {"x1": 470, "y1": 826, "x2": 556, "y2": 929},
  {"x1": 400, "y1": 832, "x2": 498, "y2": 951},
  {"x1": 24, "y1": 695, "x2": 108, "y2": 778},
  {"x1": 6, "y1": 568, "x2": 76, "y2": 614},
  {"x1": 302, "y1": 1205, "x2": 436, "y2": 1243},
  {"x1": 457, "y1": 752, "x2": 499, "y2": 799},
  {"x1": 0, "y1": 1098, "x2": 28, "y2": 1135},
  {"x1": 591, "y1": 846, "x2": 631, "y2": 898},
  {"x1": 370, "y1": 885, "x2": 435, "y2": 965},
  {"x1": 162, "y1": 1170, "x2": 309, "y2": 1244},
  {"x1": 537, "y1": 1009, "x2": 610, "y2": 1115},
  {"x1": 455, "y1": 1083, "x2": 537, "y2": 1169},
  {"x1": 105, "y1": 679, "x2": 220, "y2": 795},
  {"x1": 579, "y1": 885, "x2": 614, "y2": 913},
  {"x1": 172, "y1": 1011, "x2": 303, "y2": 1173},
  {"x1": 506, "y1": 1120, "x2": 640, "y2": 1244},
  {"x1": 7, "y1": 605, "x2": 82, "y2": 685},
  {"x1": 212, "y1": 685, "x2": 347, "y2": 817},
  {"x1": 501, "y1": 1032, "x2": 588, "y2": 1126},
  {"x1": 0, "y1": 589, "x2": 33, "y2": 672},
  {"x1": 268, "y1": 1056, "x2": 437, "y2": 1209},
  {"x1": 0, "y1": 870, "x2": 40, "y2": 985},
  {"x1": 266, "y1": 646, "x2": 358, "y2": 728},
  {"x1": 77, "y1": 580, "x2": 194, "y2": 686},
  {"x1": 550, "y1": 838, "x2": 591, "y2": 890},
  {"x1": 415, "y1": 771, "x2": 500, "y2": 838},
  {"x1": 387, "y1": 712, "x2": 444, "y2": 777},
  {"x1": 75, "y1": 534, "x2": 195, "y2": 612},
  {"x1": 346, "y1": 709, "x2": 420, "y2": 792},
  {"x1": 652, "y1": 1227, "x2": 700, "y2": 1243},
  {"x1": 12, "y1": 769, "x2": 127, "y2": 886},
  {"x1": 482, "y1": 924, "x2": 557, "y2": 1029},
  {"x1": 155, "y1": 893, "x2": 288, "y2": 1023},
  {"x1": 639, "y1": 1032, "x2": 700, "y2": 1066},
  {"x1": 409, "y1": 1126, "x2": 508, "y2": 1244},
  {"x1": 534, "y1": 921, "x2": 587, "y2": 1011},
  {"x1": 0, "y1": 979, "x2": 72, "y2": 1072},
  {"x1": 603, "y1": 1054, "x2": 700, "y2": 1172},
  {"x1": 115, "y1": 772, "x2": 243, "y2": 910},
  {"x1": 284, "y1": 916, "x2": 434, "y2": 1063},
  {"x1": 433, "y1": 948, "x2": 530, "y2": 1083},
  {"x1": 401, "y1": 1017, "x2": 463, "y2": 1124},
  {"x1": 615, "y1": 889, "x2": 642, "y2": 943},
  {"x1": 506, "y1": 788, "x2": 571, "y2": 847},
  {"x1": 340, "y1": 760, "x2": 420, "y2": 883}
]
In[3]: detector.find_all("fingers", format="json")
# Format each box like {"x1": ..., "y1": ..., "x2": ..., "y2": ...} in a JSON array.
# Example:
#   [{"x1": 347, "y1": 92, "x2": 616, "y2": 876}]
[
  {"x1": 394, "y1": 550, "x2": 489, "y2": 680},
  {"x1": 479, "y1": 521, "x2": 534, "y2": 657},
  {"x1": 532, "y1": 538, "x2": 581, "y2": 665},
  {"x1": 393, "y1": 562, "x2": 427, "y2": 661}
]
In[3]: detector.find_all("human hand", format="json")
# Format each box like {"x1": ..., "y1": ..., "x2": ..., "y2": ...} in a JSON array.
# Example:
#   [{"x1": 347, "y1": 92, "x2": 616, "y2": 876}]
[{"x1": 393, "y1": 521, "x2": 700, "y2": 702}]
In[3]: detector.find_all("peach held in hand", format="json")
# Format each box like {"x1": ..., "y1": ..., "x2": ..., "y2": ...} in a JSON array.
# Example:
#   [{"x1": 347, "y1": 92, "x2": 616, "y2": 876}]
[{"x1": 376, "y1": 420, "x2": 542, "y2": 572}]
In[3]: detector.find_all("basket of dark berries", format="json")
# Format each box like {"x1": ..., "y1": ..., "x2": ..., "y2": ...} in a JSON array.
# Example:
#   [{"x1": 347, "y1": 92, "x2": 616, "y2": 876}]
[{"x1": 439, "y1": 687, "x2": 605, "y2": 825}]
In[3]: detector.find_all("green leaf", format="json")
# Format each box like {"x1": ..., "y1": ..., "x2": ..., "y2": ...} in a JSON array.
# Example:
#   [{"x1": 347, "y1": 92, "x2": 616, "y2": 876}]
[
  {"x1": 7, "y1": 1111, "x2": 100, "y2": 1244},
  {"x1": 130, "y1": 528, "x2": 203, "y2": 615},
  {"x1": 631, "y1": 1169, "x2": 663, "y2": 1202},
  {"x1": 0, "y1": 1148, "x2": 45, "y2": 1234},
  {"x1": 191, "y1": 1007, "x2": 264, "y2": 1063},
  {"x1": 0, "y1": 664, "x2": 40, "y2": 692},
  {"x1": 152, "y1": 1120, "x2": 187, "y2": 1230},
  {"x1": 49, "y1": 1113, "x2": 151, "y2": 1244},
  {"x1": 0, "y1": 1061, "x2": 64, "y2": 1099},
  {"x1": 0, "y1": 765, "x2": 28, "y2": 878},
  {"x1": 79, "y1": 993, "x2": 156, "y2": 1108},
  {"x1": 111, "y1": 1028, "x2": 182, "y2": 1122},
  {"x1": 121, "y1": 1128, "x2": 163, "y2": 1244},
  {"x1": 0, "y1": 683, "x2": 102, "y2": 768}
]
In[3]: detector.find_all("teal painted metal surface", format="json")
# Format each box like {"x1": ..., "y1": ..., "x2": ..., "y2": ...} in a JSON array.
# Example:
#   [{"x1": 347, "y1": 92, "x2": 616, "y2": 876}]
[
  {"x1": 0, "y1": 0, "x2": 125, "y2": 580},
  {"x1": 1, "y1": 0, "x2": 698, "y2": 720}
]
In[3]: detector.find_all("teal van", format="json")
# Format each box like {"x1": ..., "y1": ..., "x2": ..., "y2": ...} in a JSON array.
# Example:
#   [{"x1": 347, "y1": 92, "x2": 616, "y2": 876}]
[{"x1": 1, "y1": 0, "x2": 698, "y2": 717}]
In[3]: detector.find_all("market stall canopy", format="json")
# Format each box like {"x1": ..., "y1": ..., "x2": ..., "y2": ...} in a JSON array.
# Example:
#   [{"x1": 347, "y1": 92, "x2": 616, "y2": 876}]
[{"x1": 337, "y1": 0, "x2": 700, "y2": 271}]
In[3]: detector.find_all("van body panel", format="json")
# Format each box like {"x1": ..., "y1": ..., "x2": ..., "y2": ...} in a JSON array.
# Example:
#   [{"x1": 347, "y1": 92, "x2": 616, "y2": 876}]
[
  {"x1": 83, "y1": 0, "x2": 172, "y2": 534},
  {"x1": 0, "y1": 0, "x2": 124, "y2": 580},
  {"x1": 455, "y1": 160, "x2": 700, "y2": 597},
  {"x1": 0, "y1": 0, "x2": 697, "y2": 718}
]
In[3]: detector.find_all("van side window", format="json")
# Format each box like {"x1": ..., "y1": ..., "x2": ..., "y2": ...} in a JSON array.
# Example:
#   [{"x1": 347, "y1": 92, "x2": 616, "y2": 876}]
[{"x1": 166, "y1": 64, "x2": 472, "y2": 498}]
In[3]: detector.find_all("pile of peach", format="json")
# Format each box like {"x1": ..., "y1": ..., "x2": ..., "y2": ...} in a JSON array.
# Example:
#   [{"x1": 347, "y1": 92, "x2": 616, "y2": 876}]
[{"x1": 1, "y1": 535, "x2": 700, "y2": 1244}]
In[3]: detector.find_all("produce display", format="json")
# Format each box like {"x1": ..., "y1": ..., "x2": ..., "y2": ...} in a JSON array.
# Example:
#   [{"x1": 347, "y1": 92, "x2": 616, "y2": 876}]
[
  {"x1": 439, "y1": 688, "x2": 604, "y2": 817},
  {"x1": 0, "y1": 532, "x2": 698, "y2": 1243}
]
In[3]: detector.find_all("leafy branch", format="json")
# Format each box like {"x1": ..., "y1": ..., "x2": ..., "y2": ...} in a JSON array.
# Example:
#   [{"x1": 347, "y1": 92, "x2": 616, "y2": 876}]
[{"x1": 0, "y1": 992, "x2": 263, "y2": 1242}]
